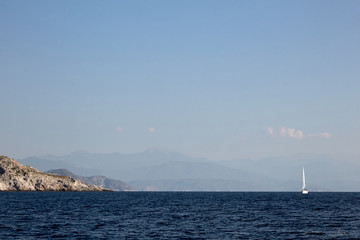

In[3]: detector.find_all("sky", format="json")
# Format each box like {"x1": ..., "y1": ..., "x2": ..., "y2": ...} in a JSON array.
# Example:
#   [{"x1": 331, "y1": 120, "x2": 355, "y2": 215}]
[{"x1": 1, "y1": 0, "x2": 359, "y2": 160}]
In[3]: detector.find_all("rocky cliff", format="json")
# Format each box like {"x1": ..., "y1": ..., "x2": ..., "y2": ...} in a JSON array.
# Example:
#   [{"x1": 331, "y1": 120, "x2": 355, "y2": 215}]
[{"x1": 0, "y1": 155, "x2": 109, "y2": 191}]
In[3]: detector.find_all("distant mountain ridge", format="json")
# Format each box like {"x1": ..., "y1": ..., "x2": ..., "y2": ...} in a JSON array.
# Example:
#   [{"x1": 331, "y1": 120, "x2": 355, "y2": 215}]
[
  {"x1": 46, "y1": 169, "x2": 134, "y2": 191},
  {"x1": 19, "y1": 149, "x2": 360, "y2": 191},
  {"x1": 20, "y1": 149, "x2": 290, "y2": 191}
]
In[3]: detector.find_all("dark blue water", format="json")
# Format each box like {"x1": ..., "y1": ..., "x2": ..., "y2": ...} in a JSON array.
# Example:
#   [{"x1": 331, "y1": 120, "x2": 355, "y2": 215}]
[{"x1": 1, "y1": 192, "x2": 359, "y2": 239}]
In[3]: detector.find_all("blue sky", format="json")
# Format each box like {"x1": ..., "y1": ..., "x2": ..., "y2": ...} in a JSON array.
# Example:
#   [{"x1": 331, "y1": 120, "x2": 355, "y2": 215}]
[{"x1": 1, "y1": 0, "x2": 359, "y2": 160}]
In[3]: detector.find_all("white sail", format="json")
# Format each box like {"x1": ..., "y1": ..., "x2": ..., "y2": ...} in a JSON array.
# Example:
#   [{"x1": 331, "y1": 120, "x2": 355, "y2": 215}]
[
  {"x1": 302, "y1": 167, "x2": 308, "y2": 194},
  {"x1": 302, "y1": 167, "x2": 306, "y2": 190}
]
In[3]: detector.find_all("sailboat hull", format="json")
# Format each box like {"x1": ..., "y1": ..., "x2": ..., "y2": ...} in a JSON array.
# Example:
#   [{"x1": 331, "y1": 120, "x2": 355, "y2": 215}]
[{"x1": 302, "y1": 189, "x2": 308, "y2": 194}]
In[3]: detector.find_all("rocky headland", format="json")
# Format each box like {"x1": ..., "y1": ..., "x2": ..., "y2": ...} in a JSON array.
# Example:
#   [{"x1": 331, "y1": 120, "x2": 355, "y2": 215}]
[{"x1": 0, "y1": 155, "x2": 109, "y2": 191}]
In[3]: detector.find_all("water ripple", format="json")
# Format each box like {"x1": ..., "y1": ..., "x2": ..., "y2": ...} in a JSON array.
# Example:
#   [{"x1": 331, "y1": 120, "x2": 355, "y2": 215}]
[{"x1": 0, "y1": 192, "x2": 360, "y2": 239}]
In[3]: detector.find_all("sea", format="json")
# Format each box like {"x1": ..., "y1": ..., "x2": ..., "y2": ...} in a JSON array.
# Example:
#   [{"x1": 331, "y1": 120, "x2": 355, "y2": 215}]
[{"x1": 0, "y1": 192, "x2": 359, "y2": 239}]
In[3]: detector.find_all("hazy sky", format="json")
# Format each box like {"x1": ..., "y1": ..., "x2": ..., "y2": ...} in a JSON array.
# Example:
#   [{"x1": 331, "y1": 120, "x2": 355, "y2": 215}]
[{"x1": 1, "y1": 0, "x2": 359, "y2": 160}]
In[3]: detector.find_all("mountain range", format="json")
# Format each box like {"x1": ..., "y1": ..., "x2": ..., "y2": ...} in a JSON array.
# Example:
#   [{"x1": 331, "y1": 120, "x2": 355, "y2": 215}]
[
  {"x1": 19, "y1": 149, "x2": 360, "y2": 191},
  {"x1": 46, "y1": 169, "x2": 133, "y2": 191}
]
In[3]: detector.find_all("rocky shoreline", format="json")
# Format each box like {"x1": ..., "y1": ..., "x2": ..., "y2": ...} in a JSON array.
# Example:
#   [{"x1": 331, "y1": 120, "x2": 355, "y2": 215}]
[{"x1": 0, "y1": 155, "x2": 110, "y2": 191}]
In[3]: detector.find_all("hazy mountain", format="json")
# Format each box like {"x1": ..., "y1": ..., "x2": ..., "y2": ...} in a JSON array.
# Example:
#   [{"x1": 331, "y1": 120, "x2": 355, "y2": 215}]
[
  {"x1": 20, "y1": 149, "x2": 287, "y2": 190},
  {"x1": 46, "y1": 169, "x2": 133, "y2": 191},
  {"x1": 19, "y1": 155, "x2": 101, "y2": 177},
  {"x1": 220, "y1": 154, "x2": 360, "y2": 191},
  {"x1": 19, "y1": 150, "x2": 360, "y2": 191},
  {"x1": 129, "y1": 179, "x2": 254, "y2": 191},
  {"x1": 128, "y1": 178, "x2": 299, "y2": 192},
  {"x1": 20, "y1": 149, "x2": 207, "y2": 178},
  {"x1": 124, "y1": 161, "x2": 296, "y2": 191}
]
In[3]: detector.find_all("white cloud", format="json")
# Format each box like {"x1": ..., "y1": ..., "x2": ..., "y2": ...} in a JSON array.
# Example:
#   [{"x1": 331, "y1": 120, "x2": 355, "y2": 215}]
[
  {"x1": 266, "y1": 126, "x2": 304, "y2": 139},
  {"x1": 148, "y1": 127, "x2": 155, "y2": 133},
  {"x1": 265, "y1": 126, "x2": 329, "y2": 140},
  {"x1": 281, "y1": 126, "x2": 304, "y2": 139},
  {"x1": 265, "y1": 127, "x2": 274, "y2": 136},
  {"x1": 279, "y1": 126, "x2": 286, "y2": 137},
  {"x1": 308, "y1": 132, "x2": 332, "y2": 139}
]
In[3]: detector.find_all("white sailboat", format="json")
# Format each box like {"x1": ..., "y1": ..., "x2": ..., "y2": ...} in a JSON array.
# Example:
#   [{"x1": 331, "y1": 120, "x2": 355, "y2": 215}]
[{"x1": 302, "y1": 167, "x2": 309, "y2": 194}]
